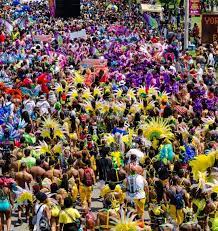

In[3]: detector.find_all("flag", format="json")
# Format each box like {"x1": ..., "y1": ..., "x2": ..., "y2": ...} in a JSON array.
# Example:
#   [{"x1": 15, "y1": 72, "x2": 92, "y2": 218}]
[
  {"x1": 0, "y1": 19, "x2": 13, "y2": 34},
  {"x1": 143, "y1": 13, "x2": 158, "y2": 29}
]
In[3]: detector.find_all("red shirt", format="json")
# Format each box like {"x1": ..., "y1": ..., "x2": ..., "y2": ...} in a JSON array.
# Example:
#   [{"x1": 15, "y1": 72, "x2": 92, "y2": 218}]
[{"x1": 0, "y1": 34, "x2": 5, "y2": 43}]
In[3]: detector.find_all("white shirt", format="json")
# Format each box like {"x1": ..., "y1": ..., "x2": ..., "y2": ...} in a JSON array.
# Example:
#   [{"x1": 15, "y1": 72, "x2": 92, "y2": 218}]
[
  {"x1": 33, "y1": 203, "x2": 46, "y2": 231},
  {"x1": 208, "y1": 53, "x2": 215, "y2": 66},
  {"x1": 36, "y1": 100, "x2": 50, "y2": 115},
  {"x1": 23, "y1": 99, "x2": 35, "y2": 115},
  {"x1": 4, "y1": 101, "x2": 15, "y2": 117},
  {"x1": 127, "y1": 174, "x2": 147, "y2": 200},
  {"x1": 197, "y1": 67, "x2": 203, "y2": 81}
]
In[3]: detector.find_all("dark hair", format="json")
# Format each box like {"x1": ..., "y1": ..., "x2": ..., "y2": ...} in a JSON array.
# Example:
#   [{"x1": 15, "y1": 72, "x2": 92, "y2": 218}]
[
  {"x1": 60, "y1": 174, "x2": 69, "y2": 192},
  {"x1": 130, "y1": 154, "x2": 137, "y2": 162},
  {"x1": 24, "y1": 149, "x2": 31, "y2": 157},
  {"x1": 50, "y1": 183, "x2": 59, "y2": 194},
  {"x1": 64, "y1": 196, "x2": 73, "y2": 208},
  {"x1": 83, "y1": 159, "x2": 91, "y2": 167},
  {"x1": 36, "y1": 159, "x2": 41, "y2": 166},
  {"x1": 20, "y1": 162, "x2": 27, "y2": 171},
  {"x1": 21, "y1": 111, "x2": 31, "y2": 124}
]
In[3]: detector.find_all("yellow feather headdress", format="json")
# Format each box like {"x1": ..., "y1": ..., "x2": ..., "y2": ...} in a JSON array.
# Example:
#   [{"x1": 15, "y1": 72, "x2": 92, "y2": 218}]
[
  {"x1": 16, "y1": 191, "x2": 33, "y2": 204},
  {"x1": 96, "y1": 101, "x2": 110, "y2": 114},
  {"x1": 121, "y1": 128, "x2": 135, "y2": 147},
  {"x1": 40, "y1": 117, "x2": 65, "y2": 139},
  {"x1": 82, "y1": 101, "x2": 94, "y2": 113},
  {"x1": 68, "y1": 89, "x2": 78, "y2": 100},
  {"x1": 115, "y1": 89, "x2": 123, "y2": 98},
  {"x1": 129, "y1": 100, "x2": 144, "y2": 115},
  {"x1": 137, "y1": 86, "x2": 147, "y2": 98},
  {"x1": 73, "y1": 71, "x2": 84, "y2": 85},
  {"x1": 35, "y1": 141, "x2": 51, "y2": 155},
  {"x1": 201, "y1": 116, "x2": 215, "y2": 129},
  {"x1": 104, "y1": 134, "x2": 115, "y2": 145},
  {"x1": 54, "y1": 83, "x2": 63, "y2": 93},
  {"x1": 147, "y1": 86, "x2": 158, "y2": 97},
  {"x1": 81, "y1": 88, "x2": 94, "y2": 101},
  {"x1": 93, "y1": 87, "x2": 102, "y2": 97},
  {"x1": 112, "y1": 102, "x2": 126, "y2": 115},
  {"x1": 158, "y1": 90, "x2": 169, "y2": 102},
  {"x1": 52, "y1": 142, "x2": 62, "y2": 154},
  {"x1": 189, "y1": 150, "x2": 217, "y2": 181},
  {"x1": 110, "y1": 209, "x2": 143, "y2": 231},
  {"x1": 127, "y1": 88, "x2": 136, "y2": 101},
  {"x1": 141, "y1": 117, "x2": 174, "y2": 141}
]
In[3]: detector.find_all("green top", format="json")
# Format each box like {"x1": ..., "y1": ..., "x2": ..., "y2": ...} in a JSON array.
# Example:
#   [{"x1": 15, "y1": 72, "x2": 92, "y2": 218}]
[{"x1": 21, "y1": 156, "x2": 36, "y2": 168}]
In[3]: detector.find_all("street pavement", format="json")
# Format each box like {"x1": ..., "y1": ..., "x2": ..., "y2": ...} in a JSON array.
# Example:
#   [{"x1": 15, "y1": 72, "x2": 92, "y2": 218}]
[
  {"x1": 12, "y1": 187, "x2": 102, "y2": 231},
  {"x1": 11, "y1": 185, "x2": 149, "y2": 230}
]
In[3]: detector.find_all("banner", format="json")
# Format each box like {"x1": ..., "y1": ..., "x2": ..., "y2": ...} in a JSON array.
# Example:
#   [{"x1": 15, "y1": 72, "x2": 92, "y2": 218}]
[
  {"x1": 189, "y1": 0, "x2": 200, "y2": 16},
  {"x1": 48, "y1": 0, "x2": 56, "y2": 17},
  {"x1": 201, "y1": 14, "x2": 218, "y2": 44},
  {"x1": 33, "y1": 34, "x2": 52, "y2": 42},
  {"x1": 80, "y1": 59, "x2": 107, "y2": 69},
  {"x1": 70, "y1": 29, "x2": 87, "y2": 40},
  {"x1": 0, "y1": 19, "x2": 13, "y2": 34}
]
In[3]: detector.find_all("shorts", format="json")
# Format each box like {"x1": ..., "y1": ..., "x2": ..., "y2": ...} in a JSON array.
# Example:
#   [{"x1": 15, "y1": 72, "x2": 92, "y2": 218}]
[{"x1": 0, "y1": 199, "x2": 10, "y2": 212}]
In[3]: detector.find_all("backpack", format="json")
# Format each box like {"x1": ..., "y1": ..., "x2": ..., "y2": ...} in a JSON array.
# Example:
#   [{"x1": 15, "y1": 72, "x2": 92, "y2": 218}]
[
  {"x1": 0, "y1": 188, "x2": 7, "y2": 201},
  {"x1": 174, "y1": 192, "x2": 184, "y2": 209},
  {"x1": 83, "y1": 168, "x2": 93, "y2": 187},
  {"x1": 127, "y1": 175, "x2": 138, "y2": 194},
  {"x1": 32, "y1": 204, "x2": 51, "y2": 231}
]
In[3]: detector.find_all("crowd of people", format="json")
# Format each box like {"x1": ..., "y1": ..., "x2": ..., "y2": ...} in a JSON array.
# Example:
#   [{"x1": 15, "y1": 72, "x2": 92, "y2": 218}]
[{"x1": 0, "y1": 0, "x2": 217, "y2": 230}]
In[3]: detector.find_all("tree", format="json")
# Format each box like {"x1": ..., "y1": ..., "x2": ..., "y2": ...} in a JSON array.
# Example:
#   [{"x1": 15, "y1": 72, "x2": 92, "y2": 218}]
[{"x1": 159, "y1": 0, "x2": 179, "y2": 9}]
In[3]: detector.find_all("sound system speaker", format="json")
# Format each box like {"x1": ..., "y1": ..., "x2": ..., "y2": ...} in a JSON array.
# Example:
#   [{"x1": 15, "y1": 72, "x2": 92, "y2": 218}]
[{"x1": 51, "y1": 0, "x2": 80, "y2": 18}]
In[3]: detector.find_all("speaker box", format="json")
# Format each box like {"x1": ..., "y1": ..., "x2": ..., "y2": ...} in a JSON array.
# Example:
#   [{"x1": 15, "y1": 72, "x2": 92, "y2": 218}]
[{"x1": 54, "y1": 0, "x2": 80, "y2": 18}]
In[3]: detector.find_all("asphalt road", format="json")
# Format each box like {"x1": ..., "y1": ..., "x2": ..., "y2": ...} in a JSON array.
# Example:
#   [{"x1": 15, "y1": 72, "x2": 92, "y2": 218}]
[
  {"x1": 11, "y1": 185, "x2": 150, "y2": 230},
  {"x1": 12, "y1": 187, "x2": 102, "y2": 231}
]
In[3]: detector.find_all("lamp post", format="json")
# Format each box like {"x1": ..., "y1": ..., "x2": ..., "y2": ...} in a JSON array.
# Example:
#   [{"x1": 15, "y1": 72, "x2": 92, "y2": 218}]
[{"x1": 184, "y1": 0, "x2": 189, "y2": 50}]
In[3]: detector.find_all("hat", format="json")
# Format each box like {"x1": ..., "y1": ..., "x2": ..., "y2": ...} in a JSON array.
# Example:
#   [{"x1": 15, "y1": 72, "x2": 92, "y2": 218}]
[
  {"x1": 119, "y1": 80, "x2": 126, "y2": 86},
  {"x1": 39, "y1": 95, "x2": 46, "y2": 100}
]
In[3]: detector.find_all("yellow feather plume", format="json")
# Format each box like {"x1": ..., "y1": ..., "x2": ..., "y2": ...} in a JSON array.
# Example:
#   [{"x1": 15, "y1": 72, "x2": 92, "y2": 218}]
[
  {"x1": 104, "y1": 134, "x2": 115, "y2": 145},
  {"x1": 68, "y1": 89, "x2": 78, "y2": 99},
  {"x1": 122, "y1": 128, "x2": 134, "y2": 146},
  {"x1": 111, "y1": 151, "x2": 123, "y2": 168},
  {"x1": 115, "y1": 89, "x2": 123, "y2": 98},
  {"x1": 52, "y1": 142, "x2": 62, "y2": 154},
  {"x1": 54, "y1": 129, "x2": 65, "y2": 139},
  {"x1": 100, "y1": 102, "x2": 110, "y2": 114},
  {"x1": 189, "y1": 150, "x2": 217, "y2": 180},
  {"x1": 127, "y1": 88, "x2": 136, "y2": 100},
  {"x1": 40, "y1": 117, "x2": 65, "y2": 139},
  {"x1": 82, "y1": 101, "x2": 94, "y2": 113},
  {"x1": 129, "y1": 100, "x2": 144, "y2": 115},
  {"x1": 16, "y1": 192, "x2": 33, "y2": 204},
  {"x1": 141, "y1": 117, "x2": 174, "y2": 141},
  {"x1": 206, "y1": 179, "x2": 218, "y2": 193},
  {"x1": 41, "y1": 117, "x2": 59, "y2": 130},
  {"x1": 93, "y1": 87, "x2": 102, "y2": 97},
  {"x1": 35, "y1": 141, "x2": 51, "y2": 155},
  {"x1": 137, "y1": 86, "x2": 146, "y2": 97},
  {"x1": 112, "y1": 102, "x2": 126, "y2": 115},
  {"x1": 110, "y1": 209, "x2": 142, "y2": 231},
  {"x1": 82, "y1": 88, "x2": 93, "y2": 101},
  {"x1": 148, "y1": 87, "x2": 158, "y2": 96},
  {"x1": 54, "y1": 83, "x2": 63, "y2": 93},
  {"x1": 158, "y1": 91, "x2": 169, "y2": 102},
  {"x1": 73, "y1": 71, "x2": 84, "y2": 85}
]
